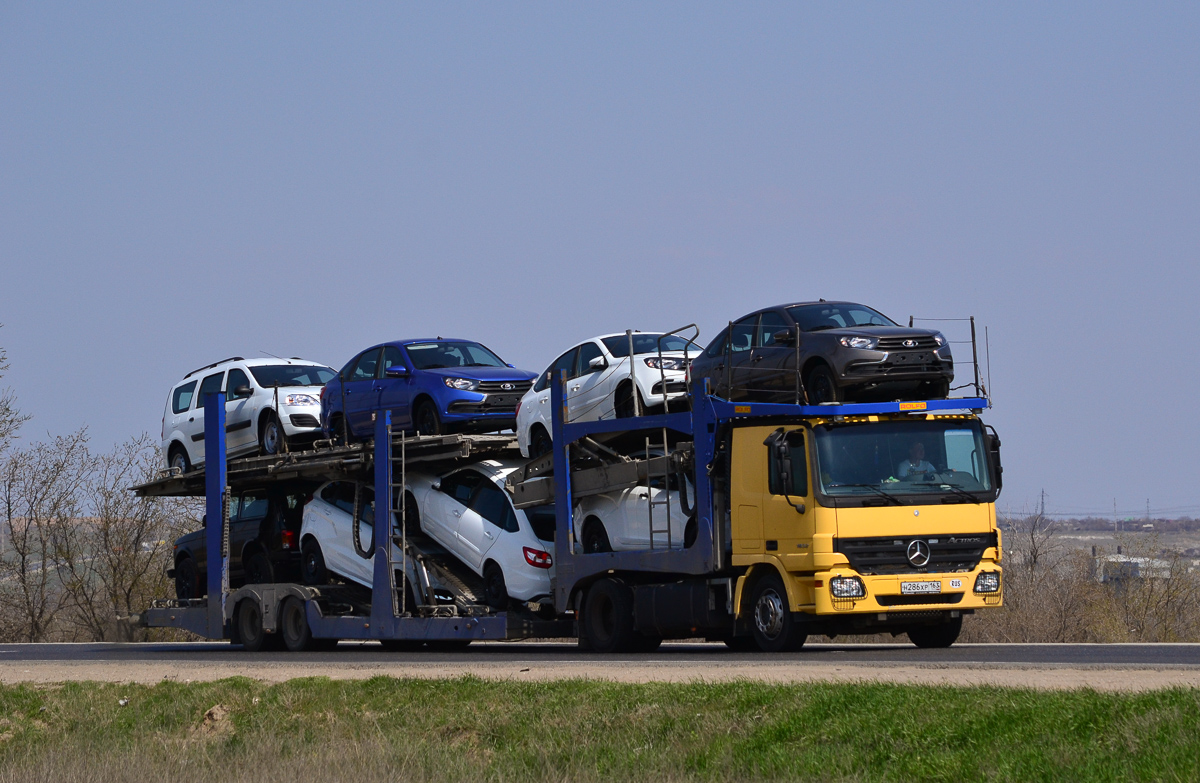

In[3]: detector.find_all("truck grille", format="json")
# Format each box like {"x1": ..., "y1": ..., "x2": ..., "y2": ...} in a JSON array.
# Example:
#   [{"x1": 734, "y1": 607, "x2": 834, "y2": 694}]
[
  {"x1": 477, "y1": 380, "x2": 533, "y2": 394},
  {"x1": 835, "y1": 533, "x2": 996, "y2": 575},
  {"x1": 875, "y1": 335, "x2": 940, "y2": 351}
]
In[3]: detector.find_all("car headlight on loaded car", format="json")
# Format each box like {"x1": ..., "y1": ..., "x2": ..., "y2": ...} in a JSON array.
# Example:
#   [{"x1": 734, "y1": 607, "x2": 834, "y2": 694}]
[
  {"x1": 934, "y1": 332, "x2": 947, "y2": 347},
  {"x1": 644, "y1": 357, "x2": 687, "y2": 371},
  {"x1": 443, "y1": 377, "x2": 480, "y2": 391},
  {"x1": 829, "y1": 576, "x2": 866, "y2": 598},
  {"x1": 284, "y1": 393, "x2": 320, "y2": 406},
  {"x1": 839, "y1": 336, "x2": 877, "y2": 350},
  {"x1": 974, "y1": 572, "x2": 1001, "y2": 593}
]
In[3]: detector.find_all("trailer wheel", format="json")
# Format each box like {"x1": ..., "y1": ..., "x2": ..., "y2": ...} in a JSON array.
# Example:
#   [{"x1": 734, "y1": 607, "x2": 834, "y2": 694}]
[
  {"x1": 581, "y1": 578, "x2": 638, "y2": 653},
  {"x1": 301, "y1": 538, "x2": 328, "y2": 585},
  {"x1": 236, "y1": 599, "x2": 270, "y2": 652},
  {"x1": 907, "y1": 616, "x2": 962, "y2": 648},
  {"x1": 280, "y1": 597, "x2": 316, "y2": 652},
  {"x1": 749, "y1": 573, "x2": 807, "y2": 652}
]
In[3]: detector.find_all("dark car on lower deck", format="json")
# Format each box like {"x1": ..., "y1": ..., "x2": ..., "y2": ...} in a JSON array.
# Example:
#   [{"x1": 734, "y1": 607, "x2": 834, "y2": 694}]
[
  {"x1": 170, "y1": 487, "x2": 308, "y2": 599},
  {"x1": 689, "y1": 301, "x2": 954, "y2": 404}
]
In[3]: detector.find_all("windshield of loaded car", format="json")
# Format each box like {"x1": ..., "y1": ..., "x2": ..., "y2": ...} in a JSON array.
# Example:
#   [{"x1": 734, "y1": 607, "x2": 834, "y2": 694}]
[
  {"x1": 788, "y1": 304, "x2": 895, "y2": 332},
  {"x1": 405, "y1": 341, "x2": 507, "y2": 370},
  {"x1": 813, "y1": 419, "x2": 993, "y2": 502},
  {"x1": 602, "y1": 334, "x2": 700, "y2": 357},
  {"x1": 249, "y1": 364, "x2": 336, "y2": 388}
]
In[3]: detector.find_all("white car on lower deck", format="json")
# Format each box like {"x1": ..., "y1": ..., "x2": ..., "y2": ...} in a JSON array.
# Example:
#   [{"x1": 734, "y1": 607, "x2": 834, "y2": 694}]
[
  {"x1": 574, "y1": 470, "x2": 696, "y2": 553},
  {"x1": 299, "y1": 460, "x2": 555, "y2": 609},
  {"x1": 516, "y1": 332, "x2": 699, "y2": 458}
]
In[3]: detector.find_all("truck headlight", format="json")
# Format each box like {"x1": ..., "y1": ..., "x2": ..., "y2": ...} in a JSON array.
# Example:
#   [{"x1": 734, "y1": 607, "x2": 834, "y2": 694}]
[
  {"x1": 839, "y1": 337, "x2": 877, "y2": 350},
  {"x1": 284, "y1": 393, "x2": 319, "y2": 406},
  {"x1": 444, "y1": 377, "x2": 479, "y2": 391},
  {"x1": 644, "y1": 357, "x2": 686, "y2": 370},
  {"x1": 974, "y1": 572, "x2": 1000, "y2": 593},
  {"x1": 829, "y1": 576, "x2": 866, "y2": 598}
]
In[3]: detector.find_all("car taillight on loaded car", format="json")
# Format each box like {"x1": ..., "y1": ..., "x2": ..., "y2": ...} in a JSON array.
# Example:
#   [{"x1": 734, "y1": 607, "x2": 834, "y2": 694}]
[
  {"x1": 523, "y1": 547, "x2": 553, "y2": 569},
  {"x1": 280, "y1": 530, "x2": 296, "y2": 550}
]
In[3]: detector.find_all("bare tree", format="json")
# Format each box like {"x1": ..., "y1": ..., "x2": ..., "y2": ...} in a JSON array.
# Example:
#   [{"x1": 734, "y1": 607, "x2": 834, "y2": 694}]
[
  {"x1": 0, "y1": 327, "x2": 31, "y2": 457},
  {"x1": 52, "y1": 434, "x2": 198, "y2": 640},
  {"x1": 0, "y1": 431, "x2": 91, "y2": 641}
]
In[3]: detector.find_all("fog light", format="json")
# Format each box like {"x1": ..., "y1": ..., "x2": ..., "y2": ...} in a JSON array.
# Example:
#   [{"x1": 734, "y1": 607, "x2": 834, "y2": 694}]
[
  {"x1": 974, "y1": 572, "x2": 1001, "y2": 593},
  {"x1": 829, "y1": 576, "x2": 866, "y2": 598}
]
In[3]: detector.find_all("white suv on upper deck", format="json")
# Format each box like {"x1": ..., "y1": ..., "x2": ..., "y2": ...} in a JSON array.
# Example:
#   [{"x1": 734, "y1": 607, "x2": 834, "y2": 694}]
[{"x1": 161, "y1": 356, "x2": 337, "y2": 473}]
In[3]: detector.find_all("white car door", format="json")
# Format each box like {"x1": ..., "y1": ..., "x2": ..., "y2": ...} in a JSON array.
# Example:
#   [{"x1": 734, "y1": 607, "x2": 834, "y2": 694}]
[
  {"x1": 457, "y1": 480, "x2": 508, "y2": 570},
  {"x1": 568, "y1": 341, "x2": 612, "y2": 422},
  {"x1": 425, "y1": 470, "x2": 485, "y2": 557},
  {"x1": 223, "y1": 367, "x2": 257, "y2": 454},
  {"x1": 188, "y1": 371, "x2": 227, "y2": 465}
]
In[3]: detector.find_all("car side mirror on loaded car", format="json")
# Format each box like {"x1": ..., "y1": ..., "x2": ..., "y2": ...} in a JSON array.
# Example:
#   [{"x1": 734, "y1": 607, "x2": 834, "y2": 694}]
[
  {"x1": 430, "y1": 479, "x2": 442, "y2": 492},
  {"x1": 233, "y1": 385, "x2": 252, "y2": 399},
  {"x1": 772, "y1": 330, "x2": 797, "y2": 347},
  {"x1": 384, "y1": 365, "x2": 409, "y2": 378},
  {"x1": 588, "y1": 356, "x2": 608, "y2": 371}
]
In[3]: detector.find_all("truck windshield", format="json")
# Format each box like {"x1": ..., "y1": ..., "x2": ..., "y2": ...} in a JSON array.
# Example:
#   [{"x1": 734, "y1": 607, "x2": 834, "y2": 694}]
[
  {"x1": 405, "y1": 341, "x2": 507, "y2": 369},
  {"x1": 602, "y1": 334, "x2": 700, "y2": 357},
  {"x1": 813, "y1": 419, "x2": 993, "y2": 503},
  {"x1": 249, "y1": 365, "x2": 336, "y2": 388}
]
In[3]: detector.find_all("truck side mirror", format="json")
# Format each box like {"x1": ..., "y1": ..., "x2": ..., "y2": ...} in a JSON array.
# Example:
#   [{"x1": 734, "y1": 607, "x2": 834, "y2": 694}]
[
  {"x1": 384, "y1": 365, "x2": 408, "y2": 378},
  {"x1": 764, "y1": 427, "x2": 806, "y2": 514},
  {"x1": 989, "y1": 433, "x2": 1003, "y2": 489}
]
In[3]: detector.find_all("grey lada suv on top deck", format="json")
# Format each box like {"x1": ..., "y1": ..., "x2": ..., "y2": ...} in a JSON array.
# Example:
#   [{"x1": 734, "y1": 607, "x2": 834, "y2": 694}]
[{"x1": 689, "y1": 301, "x2": 954, "y2": 404}]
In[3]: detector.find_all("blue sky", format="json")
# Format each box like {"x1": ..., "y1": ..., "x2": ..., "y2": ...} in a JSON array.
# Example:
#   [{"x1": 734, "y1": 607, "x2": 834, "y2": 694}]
[{"x1": 2, "y1": 3, "x2": 1198, "y2": 518}]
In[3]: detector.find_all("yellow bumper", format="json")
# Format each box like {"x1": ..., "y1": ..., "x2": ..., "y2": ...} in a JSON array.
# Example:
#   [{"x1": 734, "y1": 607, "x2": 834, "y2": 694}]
[{"x1": 807, "y1": 563, "x2": 1003, "y2": 615}]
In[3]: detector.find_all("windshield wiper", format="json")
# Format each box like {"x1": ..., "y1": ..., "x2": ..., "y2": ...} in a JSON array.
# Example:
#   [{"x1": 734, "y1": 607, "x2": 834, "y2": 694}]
[
  {"x1": 912, "y1": 482, "x2": 981, "y2": 505},
  {"x1": 826, "y1": 483, "x2": 903, "y2": 506}
]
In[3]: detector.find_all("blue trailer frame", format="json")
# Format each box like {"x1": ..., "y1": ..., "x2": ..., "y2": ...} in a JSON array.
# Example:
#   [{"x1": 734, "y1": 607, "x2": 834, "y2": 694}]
[
  {"x1": 145, "y1": 392, "x2": 507, "y2": 644},
  {"x1": 549, "y1": 373, "x2": 989, "y2": 612}
]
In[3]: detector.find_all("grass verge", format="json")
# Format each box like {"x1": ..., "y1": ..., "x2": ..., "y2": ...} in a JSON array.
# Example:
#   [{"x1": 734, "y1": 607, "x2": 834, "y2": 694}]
[{"x1": 0, "y1": 677, "x2": 1196, "y2": 782}]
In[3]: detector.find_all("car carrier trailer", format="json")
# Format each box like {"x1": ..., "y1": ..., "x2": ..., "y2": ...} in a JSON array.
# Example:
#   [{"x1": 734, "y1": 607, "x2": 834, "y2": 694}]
[{"x1": 139, "y1": 371, "x2": 1003, "y2": 652}]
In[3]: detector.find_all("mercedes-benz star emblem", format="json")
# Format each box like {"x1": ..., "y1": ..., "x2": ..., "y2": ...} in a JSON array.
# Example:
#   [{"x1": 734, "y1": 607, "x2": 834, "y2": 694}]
[
  {"x1": 501, "y1": 383, "x2": 515, "y2": 391},
  {"x1": 906, "y1": 539, "x2": 931, "y2": 568},
  {"x1": 902, "y1": 339, "x2": 917, "y2": 348}
]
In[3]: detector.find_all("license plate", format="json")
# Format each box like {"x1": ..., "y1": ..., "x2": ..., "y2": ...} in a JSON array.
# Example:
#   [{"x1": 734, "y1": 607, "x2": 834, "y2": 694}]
[{"x1": 900, "y1": 581, "x2": 942, "y2": 595}]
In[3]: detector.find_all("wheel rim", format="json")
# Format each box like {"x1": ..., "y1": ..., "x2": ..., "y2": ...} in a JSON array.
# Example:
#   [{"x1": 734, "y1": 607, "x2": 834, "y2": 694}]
[
  {"x1": 754, "y1": 588, "x2": 787, "y2": 640},
  {"x1": 170, "y1": 452, "x2": 186, "y2": 471},
  {"x1": 418, "y1": 407, "x2": 437, "y2": 434},
  {"x1": 263, "y1": 421, "x2": 279, "y2": 453},
  {"x1": 811, "y1": 375, "x2": 835, "y2": 403}
]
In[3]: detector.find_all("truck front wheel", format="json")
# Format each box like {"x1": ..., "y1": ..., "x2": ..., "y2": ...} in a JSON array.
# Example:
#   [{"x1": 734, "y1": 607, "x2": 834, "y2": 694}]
[
  {"x1": 749, "y1": 573, "x2": 807, "y2": 652},
  {"x1": 907, "y1": 616, "x2": 962, "y2": 648}
]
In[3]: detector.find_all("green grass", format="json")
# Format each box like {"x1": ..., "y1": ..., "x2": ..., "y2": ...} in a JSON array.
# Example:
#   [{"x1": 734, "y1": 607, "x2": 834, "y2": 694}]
[{"x1": 0, "y1": 677, "x2": 1196, "y2": 782}]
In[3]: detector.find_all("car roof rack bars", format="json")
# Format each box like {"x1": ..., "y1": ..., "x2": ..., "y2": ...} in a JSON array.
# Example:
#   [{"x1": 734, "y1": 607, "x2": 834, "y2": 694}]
[{"x1": 183, "y1": 357, "x2": 245, "y2": 380}]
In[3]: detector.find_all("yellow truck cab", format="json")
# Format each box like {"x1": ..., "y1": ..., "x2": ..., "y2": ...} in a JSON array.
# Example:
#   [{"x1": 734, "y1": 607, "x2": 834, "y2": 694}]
[{"x1": 728, "y1": 410, "x2": 1003, "y2": 650}]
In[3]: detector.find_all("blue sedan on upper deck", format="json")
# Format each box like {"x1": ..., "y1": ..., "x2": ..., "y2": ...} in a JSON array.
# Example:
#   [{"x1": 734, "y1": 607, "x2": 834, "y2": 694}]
[{"x1": 321, "y1": 339, "x2": 537, "y2": 439}]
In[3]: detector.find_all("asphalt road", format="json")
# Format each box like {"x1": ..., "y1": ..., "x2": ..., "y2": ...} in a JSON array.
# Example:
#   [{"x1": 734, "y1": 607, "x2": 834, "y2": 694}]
[{"x1": 2, "y1": 641, "x2": 1198, "y2": 667}]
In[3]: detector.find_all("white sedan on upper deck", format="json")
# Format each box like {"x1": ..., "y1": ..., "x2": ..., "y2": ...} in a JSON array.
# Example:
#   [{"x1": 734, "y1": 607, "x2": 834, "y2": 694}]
[{"x1": 516, "y1": 332, "x2": 699, "y2": 458}]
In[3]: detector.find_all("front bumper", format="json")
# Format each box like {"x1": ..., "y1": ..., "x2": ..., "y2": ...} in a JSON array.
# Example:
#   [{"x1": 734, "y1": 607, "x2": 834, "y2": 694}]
[
  {"x1": 838, "y1": 348, "x2": 954, "y2": 384},
  {"x1": 808, "y1": 563, "x2": 1003, "y2": 616},
  {"x1": 281, "y1": 405, "x2": 323, "y2": 435}
]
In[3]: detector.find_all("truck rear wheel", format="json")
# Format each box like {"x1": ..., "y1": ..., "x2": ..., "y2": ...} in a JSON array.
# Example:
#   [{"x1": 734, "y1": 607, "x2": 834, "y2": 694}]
[
  {"x1": 749, "y1": 573, "x2": 807, "y2": 652},
  {"x1": 280, "y1": 597, "x2": 315, "y2": 652},
  {"x1": 907, "y1": 616, "x2": 962, "y2": 648},
  {"x1": 581, "y1": 578, "x2": 639, "y2": 653},
  {"x1": 236, "y1": 599, "x2": 270, "y2": 652}
]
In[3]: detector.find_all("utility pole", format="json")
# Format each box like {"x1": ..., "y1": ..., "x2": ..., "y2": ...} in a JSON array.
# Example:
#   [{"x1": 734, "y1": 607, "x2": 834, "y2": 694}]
[{"x1": 1039, "y1": 489, "x2": 1045, "y2": 517}]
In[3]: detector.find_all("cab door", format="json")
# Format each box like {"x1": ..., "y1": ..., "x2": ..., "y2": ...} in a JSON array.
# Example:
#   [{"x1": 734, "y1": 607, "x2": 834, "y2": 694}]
[{"x1": 762, "y1": 428, "x2": 816, "y2": 571}]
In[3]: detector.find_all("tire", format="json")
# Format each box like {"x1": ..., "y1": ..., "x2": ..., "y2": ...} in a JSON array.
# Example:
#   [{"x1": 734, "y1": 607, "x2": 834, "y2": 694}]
[
  {"x1": 582, "y1": 519, "x2": 613, "y2": 554},
  {"x1": 400, "y1": 493, "x2": 421, "y2": 537},
  {"x1": 301, "y1": 538, "x2": 328, "y2": 585},
  {"x1": 749, "y1": 572, "x2": 807, "y2": 652},
  {"x1": 414, "y1": 400, "x2": 442, "y2": 435},
  {"x1": 260, "y1": 413, "x2": 283, "y2": 456},
  {"x1": 530, "y1": 427, "x2": 553, "y2": 458},
  {"x1": 614, "y1": 384, "x2": 642, "y2": 419},
  {"x1": 804, "y1": 365, "x2": 841, "y2": 404},
  {"x1": 483, "y1": 562, "x2": 509, "y2": 610},
  {"x1": 907, "y1": 616, "x2": 963, "y2": 649},
  {"x1": 581, "y1": 578, "x2": 638, "y2": 653},
  {"x1": 174, "y1": 556, "x2": 201, "y2": 600},
  {"x1": 236, "y1": 599, "x2": 269, "y2": 652},
  {"x1": 168, "y1": 446, "x2": 191, "y2": 474},
  {"x1": 244, "y1": 550, "x2": 274, "y2": 585},
  {"x1": 329, "y1": 414, "x2": 350, "y2": 446},
  {"x1": 280, "y1": 597, "x2": 316, "y2": 652}
]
